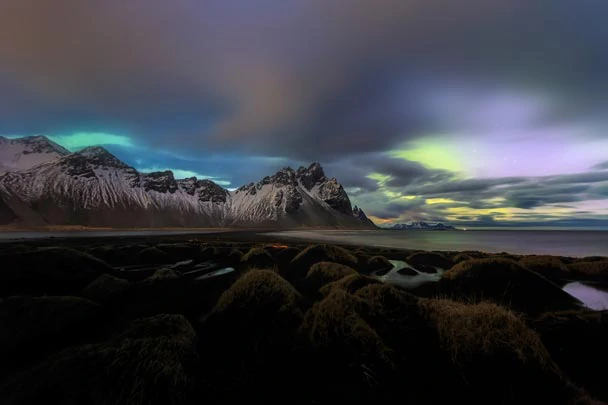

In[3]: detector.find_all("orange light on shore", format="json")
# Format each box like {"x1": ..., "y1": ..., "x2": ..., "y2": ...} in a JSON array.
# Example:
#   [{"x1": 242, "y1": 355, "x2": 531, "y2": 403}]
[{"x1": 270, "y1": 244, "x2": 289, "y2": 249}]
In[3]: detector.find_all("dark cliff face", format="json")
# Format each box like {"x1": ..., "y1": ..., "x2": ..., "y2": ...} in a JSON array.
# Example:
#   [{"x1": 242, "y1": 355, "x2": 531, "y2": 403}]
[
  {"x1": 297, "y1": 162, "x2": 326, "y2": 190},
  {"x1": 353, "y1": 205, "x2": 376, "y2": 227},
  {"x1": 143, "y1": 171, "x2": 178, "y2": 194},
  {"x1": 177, "y1": 177, "x2": 228, "y2": 203}
]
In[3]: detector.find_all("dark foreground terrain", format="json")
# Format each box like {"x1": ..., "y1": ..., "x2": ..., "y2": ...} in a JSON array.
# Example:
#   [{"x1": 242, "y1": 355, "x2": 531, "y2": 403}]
[{"x1": 0, "y1": 232, "x2": 607, "y2": 404}]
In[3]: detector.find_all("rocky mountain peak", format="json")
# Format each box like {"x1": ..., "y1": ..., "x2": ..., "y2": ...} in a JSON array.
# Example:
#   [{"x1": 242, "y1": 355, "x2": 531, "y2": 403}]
[
  {"x1": 263, "y1": 167, "x2": 298, "y2": 187},
  {"x1": 177, "y1": 177, "x2": 228, "y2": 203},
  {"x1": 143, "y1": 171, "x2": 178, "y2": 194},
  {"x1": 2, "y1": 135, "x2": 70, "y2": 156},
  {"x1": 60, "y1": 146, "x2": 136, "y2": 178},
  {"x1": 297, "y1": 162, "x2": 326, "y2": 190}
]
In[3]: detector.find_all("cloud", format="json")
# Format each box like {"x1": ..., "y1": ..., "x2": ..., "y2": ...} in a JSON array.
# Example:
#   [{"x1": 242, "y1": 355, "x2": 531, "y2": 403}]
[
  {"x1": 593, "y1": 161, "x2": 608, "y2": 170},
  {"x1": 1, "y1": 0, "x2": 607, "y2": 161}
]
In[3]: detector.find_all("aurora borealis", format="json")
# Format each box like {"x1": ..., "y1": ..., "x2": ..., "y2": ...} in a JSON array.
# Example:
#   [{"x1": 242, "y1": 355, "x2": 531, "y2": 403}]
[{"x1": 1, "y1": 1, "x2": 608, "y2": 227}]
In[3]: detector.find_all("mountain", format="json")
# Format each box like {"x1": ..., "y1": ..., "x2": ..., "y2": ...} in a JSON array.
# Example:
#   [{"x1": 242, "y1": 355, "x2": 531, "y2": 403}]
[
  {"x1": 0, "y1": 135, "x2": 70, "y2": 173},
  {"x1": 390, "y1": 222, "x2": 456, "y2": 230},
  {"x1": 0, "y1": 138, "x2": 375, "y2": 228}
]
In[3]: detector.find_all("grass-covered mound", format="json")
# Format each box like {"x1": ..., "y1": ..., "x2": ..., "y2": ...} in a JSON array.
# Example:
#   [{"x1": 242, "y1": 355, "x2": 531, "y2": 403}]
[
  {"x1": 284, "y1": 244, "x2": 358, "y2": 281},
  {"x1": 419, "y1": 299, "x2": 585, "y2": 405},
  {"x1": 364, "y1": 256, "x2": 394, "y2": 274},
  {"x1": 407, "y1": 251, "x2": 453, "y2": 270},
  {"x1": 0, "y1": 296, "x2": 102, "y2": 376},
  {"x1": 567, "y1": 260, "x2": 608, "y2": 280},
  {"x1": 0, "y1": 314, "x2": 199, "y2": 405},
  {"x1": 520, "y1": 255, "x2": 570, "y2": 281},
  {"x1": 139, "y1": 246, "x2": 172, "y2": 264},
  {"x1": 87, "y1": 244, "x2": 146, "y2": 266},
  {"x1": 305, "y1": 262, "x2": 357, "y2": 292},
  {"x1": 200, "y1": 270, "x2": 303, "y2": 401},
  {"x1": 440, "y1": 258, "x2": 581, "y2": 314},
  {"x1": 533, "y1": 309, "x2": 608, "y2": 401},
  {"x1": 240, "y1": 247, "x2": 275, "y2": 269},
  {"x1": 81, "y1": 273, "x2": 129, "y2": 303},
  {"x1": 319, "y1": 273, "x2": 382, "y2": 297},
  {"x1": 0, "y1": 247, "x2": 114, "y2": 296},
  {"x1": 300, "y1": 289, "x2": 395, "y2": 402}
]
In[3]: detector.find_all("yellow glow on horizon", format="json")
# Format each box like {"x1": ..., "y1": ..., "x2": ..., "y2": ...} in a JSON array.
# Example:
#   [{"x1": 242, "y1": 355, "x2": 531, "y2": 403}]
[
  {"x1": 368, "y1": 215, "x2": 397, "y2": 225},
  {"x1": 425, "y1": 198, "x2": 461, "y2": 205}
]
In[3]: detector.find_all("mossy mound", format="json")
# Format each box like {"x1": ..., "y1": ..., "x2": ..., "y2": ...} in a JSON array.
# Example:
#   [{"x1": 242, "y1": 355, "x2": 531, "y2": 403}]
[
  {"x1": 226, "y1": 248, "x2": 243, "y2": 264},
  {"x1": 419, "y1": 299, "x2": 584, "y2": 404},
  {"x1": 0, "y1": 314, "x2": 199, "y2": 405},
  {"x1": 407, "y1": 251, "x2": 453, "y2": 270},
  {"x1": 319, "y1": 274, "x2": 382, "y2": 297},
  {"x1": 143, "y1": 268, "x2": 181, "y2": 283},
  {"x1": 567, "y1": 260, "x2": 608, "y2": 280},
  {"x1": 520, "y1": 255, "x2": 570, "y2": 280},
  {"x1": 201, "y1": 270, "x2": 303, "y2": 401},
  {"x1": 300, "y1": 290, "x2": 395, "y2": 402},
  {"x1": 441, "y1": 258, "x2": 581, "y2": 314},
  {"x1": 0, "y1": 296, "x2": 102, "y2": 375},
  {"x1": 81, "y1": 273, "x2": 129, "y2": 303},
  {"x1": 533, "y1": 309, "x2": 608, "y2": 401},
  {"x1": 88, "y1": 244, "x2": 145, "y2": 266},
  {"x1": 366, "y1": 256, "x2": 394, "y2": 273},
  {"x1": 285, "y1": 244, "x2": 358, "y2": 281},
  {"x1": 139, "y1": 246, "x2": 171, "y2": 265},
  {"x1": 0, "y1": 247, "x2": 113, "y2": 297},
  {"x1": 155, "y1": 243, "x2": 202, "y2": 262},
  {"x1": 305, "y1": 262, "x2": 358, "y2": 291},
  {"x1": 240, "y1": 247, "x2": 275, "y2": 269}
]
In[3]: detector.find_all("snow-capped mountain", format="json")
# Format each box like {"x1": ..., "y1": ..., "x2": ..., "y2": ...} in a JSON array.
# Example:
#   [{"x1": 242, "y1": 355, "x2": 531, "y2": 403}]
[
  {"x1": 390, "y1": 222, "x2": 456, "y2": 230},
  {"x1": 0, "y1": 135, "x2": 70, "y2": 173},
  {"x1": 0, "y1": 138, "x2": 375, "y2": 228}
]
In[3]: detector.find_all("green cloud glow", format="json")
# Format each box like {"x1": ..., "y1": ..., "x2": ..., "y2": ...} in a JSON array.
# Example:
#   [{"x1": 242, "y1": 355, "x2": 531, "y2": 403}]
[
  {"x1": 48, "y1": 132, "x2": 134, "y2": 151},
  {"x1": 389, "y1": 139, "x2": 463, "y2": 172}
]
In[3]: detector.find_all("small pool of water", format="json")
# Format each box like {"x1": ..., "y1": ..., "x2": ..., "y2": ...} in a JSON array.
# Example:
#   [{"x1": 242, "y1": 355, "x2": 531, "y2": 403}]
[
  {"x1": 563, "y1": 282, "x2": 608, "y2": 311},
  {"x1": 379, "y1": 260, "x2": 443, "y2": 289},
  {"x1": 194, "y1": 267, "x2": 235, "y2": 281}
]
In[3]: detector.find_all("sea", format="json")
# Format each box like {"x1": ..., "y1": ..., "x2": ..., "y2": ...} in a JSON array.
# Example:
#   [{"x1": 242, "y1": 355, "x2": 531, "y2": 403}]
[
  {"x1": 1, "y1": 228, "x2": 608, "y2": 257},
  {"x1": 266, "y1": 229, "x2": 608, "y2": 257}
]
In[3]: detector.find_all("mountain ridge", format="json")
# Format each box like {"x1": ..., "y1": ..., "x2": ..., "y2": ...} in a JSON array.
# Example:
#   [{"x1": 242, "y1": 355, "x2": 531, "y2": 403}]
[{"x1": 0, "y1": 137, "x2": 376, "y2": 229}]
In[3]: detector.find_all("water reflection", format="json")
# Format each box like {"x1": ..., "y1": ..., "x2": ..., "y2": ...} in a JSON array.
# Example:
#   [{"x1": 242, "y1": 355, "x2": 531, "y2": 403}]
[
  {"x1": 379, "y1": 260, "x2": 443, "y2": 289},
  {"x1": 563, "y1": 282, "x2": 608, "y2": 311}
]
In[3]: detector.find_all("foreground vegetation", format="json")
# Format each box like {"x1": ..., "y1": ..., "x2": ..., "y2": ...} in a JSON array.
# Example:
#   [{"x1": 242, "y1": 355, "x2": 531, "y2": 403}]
[{"x1": 0, "y1": 238, "x2": 606, "y2": 404}]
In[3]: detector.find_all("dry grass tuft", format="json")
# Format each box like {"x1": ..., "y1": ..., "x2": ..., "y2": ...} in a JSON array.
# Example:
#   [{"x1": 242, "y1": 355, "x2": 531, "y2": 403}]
[
  {"x1": 520, "y1": 255, "x2": 570, "y2": 278},
  {"x1": 567, "y1": 260, "x2": 608, "y2": 278},
  {"x1": 420, "y1": 299, "x2": 552, "y2": 366},
  {"x1": 319, "y1": 273, "x2": 382, "y2": 297},
  {"x1": 210, "y1": 269, "x2": 300, "y2": 317},
  {"x1": 81, "y1": 273, "x2": 129, "y2": 303},
  {"x1": 407, "y1": 251, "x2": 453, "y2": 269},
  {"x1": 240, "y1": 247, "x2": 275, "y2": 269},
  {"x1": 440, "y1": 258, "x2": 580, "y2": 314},
  {"x1": 286, "y1": 244, "x2": 358, "y2": 280},
  {"x1": 0, "y1": 314, "x2": 198, "y2": 405},
  {"x1": 306, "y1": 262, "x2": 357, "y2": 291}
]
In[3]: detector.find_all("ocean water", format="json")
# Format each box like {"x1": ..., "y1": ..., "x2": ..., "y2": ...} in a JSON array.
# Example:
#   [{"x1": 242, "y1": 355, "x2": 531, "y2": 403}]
[{"x1": 267, "y1": 230, "x2": 608, "y2": 257}]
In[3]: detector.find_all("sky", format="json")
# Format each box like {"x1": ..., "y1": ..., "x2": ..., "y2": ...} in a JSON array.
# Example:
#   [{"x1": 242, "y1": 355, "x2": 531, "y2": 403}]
[{"x1": 1, "y1": 0, "x2": 608, "y2": 228}]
